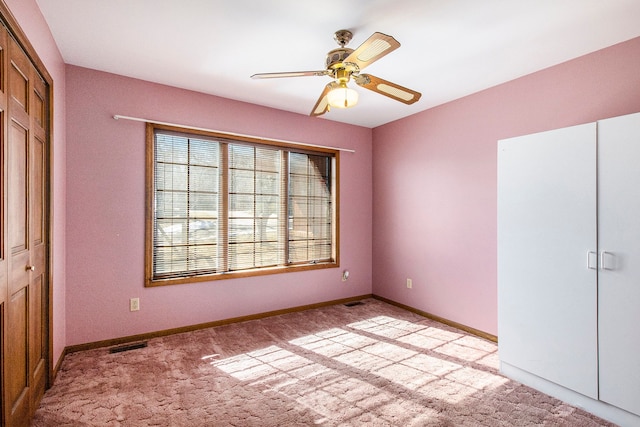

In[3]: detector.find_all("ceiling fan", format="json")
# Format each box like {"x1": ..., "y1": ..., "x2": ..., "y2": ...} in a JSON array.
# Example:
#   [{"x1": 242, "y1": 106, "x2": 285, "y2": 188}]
[{"x1": 251, "y1": 30, "x2": 422, "y2": 117}]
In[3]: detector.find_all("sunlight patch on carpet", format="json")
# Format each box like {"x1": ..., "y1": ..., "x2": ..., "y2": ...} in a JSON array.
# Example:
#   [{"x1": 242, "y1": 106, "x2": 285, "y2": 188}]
[
  {"x1": 348, "y1": 315, "x2": 428, "y2": 339},
  {"x1": 207, "y1": 314, "x2": 510, "y2": 418}
]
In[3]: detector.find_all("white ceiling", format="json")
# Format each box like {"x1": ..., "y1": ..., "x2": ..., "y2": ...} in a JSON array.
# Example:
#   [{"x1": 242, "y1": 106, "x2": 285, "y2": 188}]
[{"x1": 35, "y1": 0, "x2": 640, "y2": 128}]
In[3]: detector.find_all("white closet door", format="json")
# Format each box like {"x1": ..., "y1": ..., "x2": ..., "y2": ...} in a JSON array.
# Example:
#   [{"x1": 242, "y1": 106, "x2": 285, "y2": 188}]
[
  {"x1": 598, "y1": 112, "x2": 640, "y2": 415},
  {"x1": 498, "y1": 123, "x2": 598, "y2": 399}
]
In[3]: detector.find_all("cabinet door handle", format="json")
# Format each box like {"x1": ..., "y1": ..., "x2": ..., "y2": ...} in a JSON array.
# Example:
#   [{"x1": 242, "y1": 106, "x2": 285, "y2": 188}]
[
  {"x1": 587, "y1": 251, "x2": 598, "y2": 270},
  {"x1": 601, "y1": 251, "x2": 613, "y2": 270},
  {"x1": 26, "y1": 265, "x2": 35, "y2": 272}
]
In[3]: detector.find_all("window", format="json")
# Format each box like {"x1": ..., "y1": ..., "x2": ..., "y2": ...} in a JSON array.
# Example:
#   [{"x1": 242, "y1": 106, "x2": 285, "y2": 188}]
[{"x1": 145, "y1": 124, "x2": 339, "y2": 286}]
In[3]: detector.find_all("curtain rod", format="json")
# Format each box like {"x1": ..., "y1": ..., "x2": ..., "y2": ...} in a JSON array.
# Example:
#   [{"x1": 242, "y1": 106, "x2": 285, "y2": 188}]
[{"x1": 112, "y1": 114, "x2": 356, "y2": 153}]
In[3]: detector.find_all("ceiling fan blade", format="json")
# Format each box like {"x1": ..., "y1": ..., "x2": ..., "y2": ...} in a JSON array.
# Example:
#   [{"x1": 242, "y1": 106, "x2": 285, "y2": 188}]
[
  {"x1": 354, "y1": 74, "x2": 421, "y2": 105},
  {"x1": 251, "y1": 70, "x2": 330, "y2": 79},
  {"x1": 344, "y1": 32, "x2": 400, "y2": 71},
  {"x1": 310, "y1": 82, "x2": 337, "y2": 117}
]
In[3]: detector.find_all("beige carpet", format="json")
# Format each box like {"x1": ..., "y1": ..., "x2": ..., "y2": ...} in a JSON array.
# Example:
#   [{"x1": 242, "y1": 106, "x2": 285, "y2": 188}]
[{"x1": 32, "y1": 299, "x2": 615, "y2": 426}]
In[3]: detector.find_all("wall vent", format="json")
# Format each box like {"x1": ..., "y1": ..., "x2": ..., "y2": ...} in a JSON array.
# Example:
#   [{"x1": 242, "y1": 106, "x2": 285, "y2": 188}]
[
  {"x1": 109, "y1": 341, "x2": 148, "y2": 354},
  {"x1": 344, "y1": 301, "x2": 364, "y2": 307}
]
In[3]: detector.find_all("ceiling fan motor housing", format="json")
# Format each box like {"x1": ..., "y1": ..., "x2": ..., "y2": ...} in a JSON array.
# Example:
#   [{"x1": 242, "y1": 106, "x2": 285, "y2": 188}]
[{"x1": 326, "y1": 48, "x2": 354, "y2": 69}]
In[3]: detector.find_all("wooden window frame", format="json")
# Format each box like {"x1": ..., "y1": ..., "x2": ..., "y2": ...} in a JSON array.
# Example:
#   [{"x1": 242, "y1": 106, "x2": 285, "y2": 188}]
[{"x1": 145, "y1": 123, "x2": 340, "y2": 287}]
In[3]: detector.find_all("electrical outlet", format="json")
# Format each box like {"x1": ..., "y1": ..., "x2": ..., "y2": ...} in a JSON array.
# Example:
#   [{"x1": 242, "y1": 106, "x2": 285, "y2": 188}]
[
  {"x1": 130, "y1": 297, "x2": 140, "y2": 312},
  {"x1": 406, "y1": 278, "x2": 412, "y2": 289}
]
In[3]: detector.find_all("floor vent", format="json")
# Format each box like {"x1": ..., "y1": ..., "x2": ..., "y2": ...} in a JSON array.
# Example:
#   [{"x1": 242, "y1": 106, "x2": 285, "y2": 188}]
[
  {"x1": 344, "y1": 301, "x2": 364, "y2": 307},
  {"x1": 109, "y1": 342, "x2": 148, "y2": 354}
]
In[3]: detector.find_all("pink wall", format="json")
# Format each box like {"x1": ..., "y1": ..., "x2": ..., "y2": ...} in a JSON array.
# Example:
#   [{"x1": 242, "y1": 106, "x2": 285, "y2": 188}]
[
  {"x1": 372, "y1": 37, "x2": 640, "y2": 336},
  {"x1": 14, "y1": 0, "x2": 640, "y2": 352},
  {"x1": 65, "y1": 66, "x2": 372, "y2": 346},
  {"x1": 6, "y1": 0, "x2": 67, "y2": 367}
]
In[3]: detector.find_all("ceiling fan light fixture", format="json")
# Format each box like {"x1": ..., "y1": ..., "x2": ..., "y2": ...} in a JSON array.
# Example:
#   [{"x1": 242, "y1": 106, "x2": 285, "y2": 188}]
[{"x1": 327, "y1": 82, "x2": 358, "y2": 108}]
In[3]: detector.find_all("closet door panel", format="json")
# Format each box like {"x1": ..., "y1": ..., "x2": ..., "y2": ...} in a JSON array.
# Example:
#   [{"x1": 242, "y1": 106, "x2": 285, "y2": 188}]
[
  {"x1": 498, "y1": 123, "x2": 598, "y2": 398},
  {"x1": 6, "y1": 116, "x2": 30, "y2": 427},
  {"x1": 598, "y1": 111, "x2": 640, "y2": 415}
]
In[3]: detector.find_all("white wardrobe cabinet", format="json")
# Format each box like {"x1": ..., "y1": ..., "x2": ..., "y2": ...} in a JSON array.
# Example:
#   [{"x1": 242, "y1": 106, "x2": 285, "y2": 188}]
[{"x1": 498, "y1": 112, "x2": 640, "y2": 426}]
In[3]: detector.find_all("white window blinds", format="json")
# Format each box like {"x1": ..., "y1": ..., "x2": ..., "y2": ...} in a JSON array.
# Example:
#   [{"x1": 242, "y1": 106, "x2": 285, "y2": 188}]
[
  {"x1": 288, "y1": 153, "x2": 333, "y2": 264},
  {"x1": 153, "y1": 133, "x2": 220, "y2": 277},
  {"x1": 228, "y1": 144, "x2": 284, "y2": 271},
  {"x1": 150, "y1": 127, "x2": 336, "y2": 283}
]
